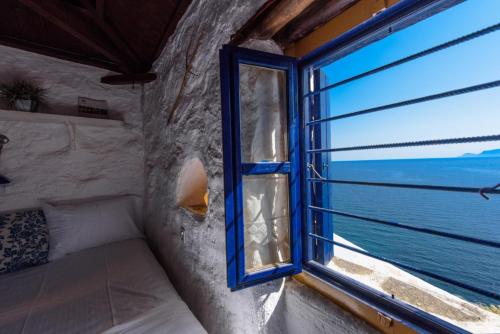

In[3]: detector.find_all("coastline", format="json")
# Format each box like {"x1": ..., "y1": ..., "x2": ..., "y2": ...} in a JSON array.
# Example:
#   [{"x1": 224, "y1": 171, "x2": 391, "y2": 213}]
[{"x1": 328, "y1": 234, "x2": 500, "y2": 333}]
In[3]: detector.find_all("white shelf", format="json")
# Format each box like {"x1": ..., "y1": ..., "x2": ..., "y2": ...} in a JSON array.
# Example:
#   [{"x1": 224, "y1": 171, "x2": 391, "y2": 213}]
[{"x1": 0, "y1": 109, "x2": 124, "y2": 128}]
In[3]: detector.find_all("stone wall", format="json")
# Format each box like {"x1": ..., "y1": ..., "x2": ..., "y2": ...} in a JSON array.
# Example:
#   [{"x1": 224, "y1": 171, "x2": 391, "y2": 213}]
[
  {"x1": 142, "y1": 1, "x2": 379, "y2": 333},
  {"x1": 0, "y1": 45, "x2": 143, "y2": 212}
]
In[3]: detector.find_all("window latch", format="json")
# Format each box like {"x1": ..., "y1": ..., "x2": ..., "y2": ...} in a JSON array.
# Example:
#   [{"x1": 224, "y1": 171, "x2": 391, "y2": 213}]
[
  {"x1": 307, "y1": 163, "x2": 325, "y2": 180},
  {"x1": 479, "y1": 183, "x2": 500, "y2": 200}
]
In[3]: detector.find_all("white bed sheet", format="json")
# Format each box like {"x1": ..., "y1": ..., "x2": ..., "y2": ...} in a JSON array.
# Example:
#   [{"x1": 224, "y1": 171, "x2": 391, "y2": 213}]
[{"x1": 0, "y1": 239, "x2": 206, "y2": 334}]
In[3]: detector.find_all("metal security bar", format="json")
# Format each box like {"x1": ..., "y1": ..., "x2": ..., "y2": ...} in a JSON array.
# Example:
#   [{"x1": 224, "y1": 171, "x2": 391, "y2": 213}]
[
  {"x1": 303, "y1": 10, "x2": 500, "y2": 308},
  {"x1": 307, "y1": 178, "x2": 500, "y2": 197},
  {"x1": 307, "y1": 134, "x2": 500, "y2": 153},
  {"x1": 308, "y1": 233, "x2": 500, "y2": 302},
  {"x1": 306, "y1": 80, "x2": 500, "y2": 125},
  {"x1": 304, "y1": 22, "x2": 500, "y2": 99},
  {"x1": 308, "y1": 205, "x2": 500, "y2": 249},
  {"x1": 305, "y1": 151, "x2": 500, "y2": 302}
]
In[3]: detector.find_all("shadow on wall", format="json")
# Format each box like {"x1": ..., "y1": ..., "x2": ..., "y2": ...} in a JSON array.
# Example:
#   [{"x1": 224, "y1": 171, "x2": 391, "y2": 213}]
[
  {"x1": 255, "y1": 278, "x2": 288, "y2": 333},
  {"x1": 0, "y1": 133, "x2": 9, "y2": 185},
  {"x1": 176, "y1": 157, "x2": 208, "y2": 219}
]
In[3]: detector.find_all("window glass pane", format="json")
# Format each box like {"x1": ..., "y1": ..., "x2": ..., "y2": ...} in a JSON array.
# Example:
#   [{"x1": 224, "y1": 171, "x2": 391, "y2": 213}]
[
  {"x1": 242, "y1": 174, "x2": 290, "y2": 272},
  {"x1": 303, "y1": 0, "x2": 500, "y2": 331},
  {"x1": 306, "y1": 30, "x2": 500, "y2": 119},
  {"x1": 239, "y1": 64, "x2": 288, "y2": 162},
  {"x1": 311, "y1": 0, "x2": 500, "y2": 91},
  {"x1": 305, "y1": 86, "x2": 500, "y2": 161}
]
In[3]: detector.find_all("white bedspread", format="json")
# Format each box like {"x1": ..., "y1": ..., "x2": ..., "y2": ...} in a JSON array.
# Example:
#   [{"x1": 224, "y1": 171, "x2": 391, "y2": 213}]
[{"x1": 0, "y1": 239, "x2": 206, "y2": 334}]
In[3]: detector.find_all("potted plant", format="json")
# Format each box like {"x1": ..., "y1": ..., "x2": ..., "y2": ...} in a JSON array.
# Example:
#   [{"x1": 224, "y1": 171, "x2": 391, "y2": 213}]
[{"x1": 0, "y1": 79, "x2": 46, "y2": 112}]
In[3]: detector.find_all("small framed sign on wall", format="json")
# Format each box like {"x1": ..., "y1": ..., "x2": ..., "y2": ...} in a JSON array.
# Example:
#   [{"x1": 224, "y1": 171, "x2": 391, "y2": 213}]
[{"x1": 78, "y1": 97, "x2": 109, "y2": 119}]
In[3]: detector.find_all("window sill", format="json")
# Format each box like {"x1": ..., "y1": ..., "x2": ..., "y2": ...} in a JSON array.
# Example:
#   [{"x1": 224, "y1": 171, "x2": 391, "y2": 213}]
[{"x1": 293, "y1": 271, "x2": 420, "y2": 334}]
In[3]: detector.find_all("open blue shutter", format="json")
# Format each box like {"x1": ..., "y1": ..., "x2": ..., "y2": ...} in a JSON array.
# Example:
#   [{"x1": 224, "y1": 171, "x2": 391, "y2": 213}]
[{"x1": 220, "y1": 45, "x2": 301, "y2": 290}]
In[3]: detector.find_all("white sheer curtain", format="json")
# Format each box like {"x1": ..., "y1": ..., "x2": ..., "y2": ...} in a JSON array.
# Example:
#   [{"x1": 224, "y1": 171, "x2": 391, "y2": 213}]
[{"x1": 239, "y1": 64, "x2": 290, "y2": 272}]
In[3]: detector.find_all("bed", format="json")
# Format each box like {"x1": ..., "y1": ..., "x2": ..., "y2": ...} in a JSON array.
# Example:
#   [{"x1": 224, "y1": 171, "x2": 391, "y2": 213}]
[{"x1": 0, "y1": 238, "x2": 206, "y2": 334}]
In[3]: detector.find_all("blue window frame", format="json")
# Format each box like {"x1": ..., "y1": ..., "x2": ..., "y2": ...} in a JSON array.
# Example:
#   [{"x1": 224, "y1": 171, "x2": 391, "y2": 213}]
[
  {"x1": 221, "y1": 0, "x2": 499, "y2": 332},
  {"x1": 220, "y1": 45, "x2": 302, "y2": 290},
  {"x1": 298, "y1": 0, "x2": 499, "y2": 333}
]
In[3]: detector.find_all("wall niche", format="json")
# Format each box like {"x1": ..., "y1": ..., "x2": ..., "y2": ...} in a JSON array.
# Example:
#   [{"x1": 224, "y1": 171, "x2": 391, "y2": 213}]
[{"x1": 176, "y1": 157, "x2": 208, "y2": 218}]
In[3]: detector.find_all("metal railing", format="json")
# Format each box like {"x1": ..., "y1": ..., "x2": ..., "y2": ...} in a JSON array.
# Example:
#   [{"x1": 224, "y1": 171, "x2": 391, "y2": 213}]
[
  {"x1": 308, "y1": 232, "x2": 500, "y2": 301},
  {"x1": 304, "y1": 21, "x2": 500, "y2": 99},
  {"x1": 304, "y1": 21, "x2": 500, "y2": 303},
  {"x1": 306, "y1": 184, "x2": 500, "y2": 302}
]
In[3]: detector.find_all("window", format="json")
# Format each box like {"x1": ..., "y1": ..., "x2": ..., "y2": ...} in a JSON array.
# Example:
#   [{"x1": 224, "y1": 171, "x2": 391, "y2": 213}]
[
  {"x1": 220, "y1": 0, "x2": 500, "y2": 331},
  {"x1": 220, "y1": 46, "x2": 302, "y2": 290}
]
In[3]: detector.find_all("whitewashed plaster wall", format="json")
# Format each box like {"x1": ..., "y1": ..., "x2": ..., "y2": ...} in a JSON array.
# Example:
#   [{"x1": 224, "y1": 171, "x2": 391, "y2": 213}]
[
  {"x1": 0, "y1": 45, "x2": 144, "y2": 212},
  {"x1": 143, "y1": 1, "x2": 380, "y2": 333}
]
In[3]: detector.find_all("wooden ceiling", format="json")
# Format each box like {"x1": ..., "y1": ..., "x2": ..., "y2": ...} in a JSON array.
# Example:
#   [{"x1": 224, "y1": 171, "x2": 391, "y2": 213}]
[
  {"x1": 0, "y1": 0, "x2": 357, "y2": 83},
  {"x1": 231, "y1": 0, "x2": 359, "y2": 49},
  {"x1": 0, "y1": 0, "x2": 192, "y2": 81}
]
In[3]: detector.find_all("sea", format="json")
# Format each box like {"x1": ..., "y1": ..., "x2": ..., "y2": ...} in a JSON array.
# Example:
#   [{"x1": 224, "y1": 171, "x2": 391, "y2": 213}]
[{"x1": 325, "y1": 156, "x2": 500, "y2": 305}]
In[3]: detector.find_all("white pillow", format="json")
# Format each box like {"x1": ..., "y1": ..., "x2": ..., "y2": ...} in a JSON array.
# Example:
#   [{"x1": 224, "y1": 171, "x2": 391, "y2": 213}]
[{"x1": 43, "y1": 196, "x2": 143, "y2": 261}]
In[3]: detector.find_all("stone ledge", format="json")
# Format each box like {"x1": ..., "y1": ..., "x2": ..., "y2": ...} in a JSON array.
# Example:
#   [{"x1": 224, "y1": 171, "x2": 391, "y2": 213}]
[{"x1": 0, "y1": 109, "x2": 124, "y2": 128}]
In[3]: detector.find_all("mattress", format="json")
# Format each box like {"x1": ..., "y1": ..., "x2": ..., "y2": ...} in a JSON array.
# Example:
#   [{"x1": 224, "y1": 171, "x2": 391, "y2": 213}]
[{"x1": 0, "y1": 239, "x2": 206, "y2": 334}]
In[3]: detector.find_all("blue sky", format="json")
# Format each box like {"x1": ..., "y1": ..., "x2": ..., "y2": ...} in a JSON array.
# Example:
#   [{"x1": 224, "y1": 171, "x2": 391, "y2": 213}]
[{"x1": 310, "y1": 0, "x2": 500, "y2": 161}]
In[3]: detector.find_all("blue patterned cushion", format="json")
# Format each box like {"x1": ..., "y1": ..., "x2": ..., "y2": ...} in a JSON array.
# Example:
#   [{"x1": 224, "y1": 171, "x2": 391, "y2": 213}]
[{"x1": 0, "y1": 208, "x2": 49, "y2": 274}]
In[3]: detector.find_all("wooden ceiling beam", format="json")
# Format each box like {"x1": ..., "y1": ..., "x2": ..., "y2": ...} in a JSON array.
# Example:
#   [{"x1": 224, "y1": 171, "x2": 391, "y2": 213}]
[
  {"x1": 79, "y1": 0, "x2": 146, "y2": 72},
  {"x1": 18, "y1": 0, "x2": 133, "y2": 73},
  {"x1": 273, "y1": 0, "x2": 360, "y2": 47},
  {"x1": 230, "y1": 0, "x2": 280, "y2": 45},
  {"x1": 230, "y1": 0, "x2": 317, "y2": 45},
  {"x1": 0, "y1": 34, "x2": 121, "y2": 72}
]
